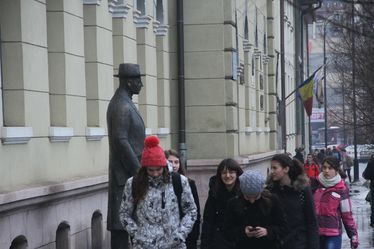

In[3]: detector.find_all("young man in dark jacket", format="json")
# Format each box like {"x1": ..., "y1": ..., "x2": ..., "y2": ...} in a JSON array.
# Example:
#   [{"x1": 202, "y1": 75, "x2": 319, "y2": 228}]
[{"x1": 363, "y1": 155, "x2": 374, "y2": 227}]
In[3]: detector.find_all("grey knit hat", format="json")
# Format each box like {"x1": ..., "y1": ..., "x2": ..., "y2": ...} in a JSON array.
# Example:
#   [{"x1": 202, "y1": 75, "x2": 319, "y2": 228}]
[{"x1": 239, "y1": 170, "x2": 265, "y2": 196}]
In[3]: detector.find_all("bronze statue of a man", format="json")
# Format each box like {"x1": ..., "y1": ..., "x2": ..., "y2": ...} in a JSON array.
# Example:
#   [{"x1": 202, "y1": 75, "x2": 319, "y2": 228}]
[{"x1": 107, "y1": 63, "x2": 145, "y2": 249}]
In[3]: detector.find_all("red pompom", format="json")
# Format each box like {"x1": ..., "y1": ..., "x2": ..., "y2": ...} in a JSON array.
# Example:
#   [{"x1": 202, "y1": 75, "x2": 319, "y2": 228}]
[{"x1": 144, "y1": 136, "x2": 160, "y2": 148}]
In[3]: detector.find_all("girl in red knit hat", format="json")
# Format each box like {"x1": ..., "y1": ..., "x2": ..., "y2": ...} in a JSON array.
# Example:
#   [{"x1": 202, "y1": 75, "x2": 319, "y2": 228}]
[{"x1": 119, "y1": 136, "x2": 197, "y2": 249}]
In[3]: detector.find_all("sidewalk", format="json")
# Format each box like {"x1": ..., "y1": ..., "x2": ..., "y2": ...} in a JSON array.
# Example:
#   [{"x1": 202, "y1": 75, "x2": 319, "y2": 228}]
[{"x1": 342, "y1": 179, "x2": 373, "y2": 249}]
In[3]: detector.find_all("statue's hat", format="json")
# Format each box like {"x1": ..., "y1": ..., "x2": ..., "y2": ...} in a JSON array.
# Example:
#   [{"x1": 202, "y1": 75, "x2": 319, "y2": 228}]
[{"x1": 114, "y1": 63, "x2": 145, "y2": 78}]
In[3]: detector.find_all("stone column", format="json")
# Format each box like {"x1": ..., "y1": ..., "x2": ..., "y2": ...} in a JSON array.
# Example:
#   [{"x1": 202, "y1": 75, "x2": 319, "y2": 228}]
[
  {"x1": 47, "y1": 0, "x2": 86, "y2": 142},
  {"x1": 266, "y1": 0, "x2": 278, "y2": 150},
  {"x1": 0, "y1": 0, "x2": 50, "y2": 144},
  {"x1": 134, "y1": 0, "x2": 158, "y2": 136},
  {"x1": 155, "y1": 18, "x2": 171, "y2": 143},
  {"x1": 83, "y1": 0, "x2": 114, "y2": 140}
]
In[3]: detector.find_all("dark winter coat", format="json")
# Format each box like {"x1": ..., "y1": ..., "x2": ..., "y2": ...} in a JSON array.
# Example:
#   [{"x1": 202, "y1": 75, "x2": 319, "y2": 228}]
[
  {"x1": 186, "y1": 179, "x2": 201, "y2": 249},
  {"x1": 223, "y1": 191, "x2": 288, "y2": 249},
  {"x1": 363, "y1": 158, "x2": 374, "y2": 188},
  {"x1": 294, "y1": 151, "x2": 304, "y2": 164},
  {"x1": 266, "y1": 175, "x2": 319, "y2": 249},
  {"x1": 200, "y1": 176, "x2": 241, "y2": 249}
]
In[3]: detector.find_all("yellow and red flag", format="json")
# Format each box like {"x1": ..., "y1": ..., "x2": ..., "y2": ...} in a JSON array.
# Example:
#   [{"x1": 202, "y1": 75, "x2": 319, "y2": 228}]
[{"x1": 296, "y1": 67, "x2": 322, "y2": 116}]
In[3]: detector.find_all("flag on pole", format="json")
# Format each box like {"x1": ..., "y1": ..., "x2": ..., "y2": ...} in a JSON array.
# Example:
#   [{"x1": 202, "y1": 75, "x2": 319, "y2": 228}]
[
  {"x1": 313, "y1": 65, "x2": 325, "y2": 107},
  {"x1": 296, "y1": 66, "x2": 323, "y2": 116}
]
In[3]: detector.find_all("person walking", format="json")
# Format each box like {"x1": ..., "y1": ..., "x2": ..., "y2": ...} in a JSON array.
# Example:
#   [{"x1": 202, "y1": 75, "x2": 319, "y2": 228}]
[
  {"x1": 341, "y1": 149, "x2": 353, "y2": 183},
  {"x1": 200, "y1": 158, "x2": 243, "y2": 249},
  {"x1": 314, "y1": 156, "x2": 359, "y2": 249},
  {"x1": 224, "y1": 170, "x2": 288, "y2": 249},
  {"x1": 363, "y1": 154, "x2": 374, "y2": 227},
  {"x1": 294, "y1": 147, "x2": 305, "y2": 163},
  {"x1": 165, "y1": 149, "x2": 201, "y2": 249},
  {"x1": 267, "y1": 154, "x2": 319, "y2": 249},
  {"x1": 317, "y1": 149, "x2": 326, "y2": 165},
  {"x1": 304, "y1": 153, "x2": 320, "y2": 180},
  {"x1": 119, "y1": 136, "x2": 197, "y2": 249},
  {"x1": 332, "y1": 146, "x2": 341, "y2": 162}
]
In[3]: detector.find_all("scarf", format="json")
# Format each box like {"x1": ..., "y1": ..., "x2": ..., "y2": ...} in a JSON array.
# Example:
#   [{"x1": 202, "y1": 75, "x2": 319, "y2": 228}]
[
  {"x1": 148, "y1": 175, "x2": 164, "y2": 188},
  {"x1": 318, "y1": 172, "x2": 341, "y2": 188}
]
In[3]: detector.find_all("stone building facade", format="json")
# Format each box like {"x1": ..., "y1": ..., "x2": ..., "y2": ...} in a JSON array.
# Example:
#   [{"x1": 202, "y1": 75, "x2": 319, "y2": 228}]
[{"x1": 0, "y1": 0, "x2": 301, "y2": 248}]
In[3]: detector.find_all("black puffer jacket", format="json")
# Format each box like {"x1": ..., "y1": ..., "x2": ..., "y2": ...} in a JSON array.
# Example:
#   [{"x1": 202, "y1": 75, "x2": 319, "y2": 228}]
[
  {"x1": 223, "y1": 190, "x2": 288, "y2": 249},
  {"x1": 186, "y1": 179, "x2": 201, "y2": 249},
  {"x1": 200, "y1": 176, "x2": 241, "y2": 249},
  {"x1": 266, "y1": 175, "x2": 319, "y2": 249},
  {"x1": 363, "y1": 158, "x2": 374, "y2": 188}
]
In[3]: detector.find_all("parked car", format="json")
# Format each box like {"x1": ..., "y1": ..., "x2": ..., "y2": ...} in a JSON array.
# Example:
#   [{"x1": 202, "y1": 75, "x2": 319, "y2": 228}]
[{"x1": 345, "y1": 144, "x2": 374, "y2": 162}]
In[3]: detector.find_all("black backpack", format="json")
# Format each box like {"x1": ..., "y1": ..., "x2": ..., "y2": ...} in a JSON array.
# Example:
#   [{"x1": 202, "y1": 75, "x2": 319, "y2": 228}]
[{"x1": 131, "y1": 172, "x2": 184, "y2": 218}]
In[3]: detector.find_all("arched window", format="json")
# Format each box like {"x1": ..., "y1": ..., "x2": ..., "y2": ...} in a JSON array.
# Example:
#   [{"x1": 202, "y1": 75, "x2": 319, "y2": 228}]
[
  {"x1": 263, "y1": 33, "x2": 267, "y2": 54},
  {"x1": 244, "y1": 15, "x2": 249, "y2": 40},
  {"x1": 56, "y1": 222, "x2": 70, "y2": 249},
  {"x1": 137, "y1": 0, "x2": 146, "y2": 14},
  {"x1": 9, "y1": 235, "x2": 28, "y2": 249},
  {"x1": 92, "y1": 211, "x2": 103, "y2": 249},
  {"x1": 255, "y1": 8, "x2": 258, "y2": 47},
  {"x1": 263, "y1": 16, "x2": 267, "y2": 54},
  {"x1": 251, "y1": 57, "x2": 255, "y2": 76},
  {"x1": 156, "y1": 0, "x2": 164, "y2": 23}
]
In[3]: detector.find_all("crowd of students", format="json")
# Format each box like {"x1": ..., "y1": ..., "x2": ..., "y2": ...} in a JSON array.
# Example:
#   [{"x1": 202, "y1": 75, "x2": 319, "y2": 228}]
[{"x1": 118, "y1": 136, "x2": 359, "y2": 249}]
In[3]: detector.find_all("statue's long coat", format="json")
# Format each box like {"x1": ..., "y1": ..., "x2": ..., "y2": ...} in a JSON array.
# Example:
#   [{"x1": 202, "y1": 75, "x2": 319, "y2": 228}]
[{"x1": 107, "y1": 88, "x2": 145, "y2": 230}]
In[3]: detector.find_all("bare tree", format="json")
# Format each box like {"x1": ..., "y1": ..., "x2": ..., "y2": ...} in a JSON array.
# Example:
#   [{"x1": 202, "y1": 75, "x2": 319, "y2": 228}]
[{"x1": 322, "y1": 1, "x2": 374, "y2": 144}]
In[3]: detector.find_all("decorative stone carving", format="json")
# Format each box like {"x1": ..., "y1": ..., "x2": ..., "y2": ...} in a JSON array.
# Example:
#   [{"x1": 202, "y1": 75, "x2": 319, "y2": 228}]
[
  {"x1": 86, "y1": 127, "x2": 106, "y2": 141},
  {"x1": 133, "y1": 11, "x2": 152, "y2": 28},
  {"x1": 243, "y1": 39, "x2": 253, "y2": 52},
  {"x1": 109, "y1": 0, "x2": 131, "y2": 18},
  {"x1": 1, "y1": 127, "x2": 33, "y2": 145},
  {"x1": 155, "y1": 24, "x2": 169, "y2": 36},
  {"x1": 49, "y1": 127, "x2": 74, "y2": 143},
  {"x1": 83, "y1": 0, "x2": 101, "y2": 5}
]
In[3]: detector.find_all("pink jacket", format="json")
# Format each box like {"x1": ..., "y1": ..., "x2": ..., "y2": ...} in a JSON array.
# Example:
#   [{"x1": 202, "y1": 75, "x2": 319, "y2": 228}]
[{"x1": 313, "y1": 179, "x2": 358, "y2": 240}]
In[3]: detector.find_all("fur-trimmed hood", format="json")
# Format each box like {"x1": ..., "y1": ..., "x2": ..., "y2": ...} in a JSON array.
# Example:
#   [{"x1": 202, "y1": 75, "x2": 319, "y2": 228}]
[{"x1": 266, "y1": 173, "x2": 309, "y2": 192}]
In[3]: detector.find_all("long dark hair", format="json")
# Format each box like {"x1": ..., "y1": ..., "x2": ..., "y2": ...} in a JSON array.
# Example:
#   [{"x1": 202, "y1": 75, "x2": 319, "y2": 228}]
[
  {"x1": 132, "y1": 167, "x2": 170, "y2": 206},
  {"x1": 214, "y1": 158, "x2": 243, "y2": 193},
  {"x1": 322, "y1": 156, "x2": 347, "y2": 178},
  {"x1": 271, "y1": 153, "x2": 305, "y2": 182},
  {"x1": 164, "y1": 149, "x2": 186, "y2": 175},
  {"x1": 258, "y1": 189, "x2": 274, "y2": 215}
]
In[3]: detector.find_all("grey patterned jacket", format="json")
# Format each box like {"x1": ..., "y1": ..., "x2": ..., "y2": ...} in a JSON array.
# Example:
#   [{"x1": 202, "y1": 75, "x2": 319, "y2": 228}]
[{"x1": 119, "y1": 174, "x2": 197, "y2": 249}]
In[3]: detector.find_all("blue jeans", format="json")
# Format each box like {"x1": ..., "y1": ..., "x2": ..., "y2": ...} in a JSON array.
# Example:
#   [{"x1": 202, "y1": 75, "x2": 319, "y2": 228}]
[{"x1": 320, "y1": 235, "x2": 342, "y2": 249}]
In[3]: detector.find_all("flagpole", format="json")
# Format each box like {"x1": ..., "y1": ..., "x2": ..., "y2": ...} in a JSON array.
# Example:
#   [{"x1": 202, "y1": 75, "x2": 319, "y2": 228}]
[
  {"x1": 323, "y1": 21, "x2": 328, "y2": 150},
  {"x1": 308, "y1": 116, "x2": 312, "y2": 153}
]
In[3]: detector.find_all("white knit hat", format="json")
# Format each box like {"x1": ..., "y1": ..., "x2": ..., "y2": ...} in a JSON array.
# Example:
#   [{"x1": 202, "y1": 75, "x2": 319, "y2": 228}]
[{"x1": 239, "y1": 170, "x2": 265, "y2": 196}]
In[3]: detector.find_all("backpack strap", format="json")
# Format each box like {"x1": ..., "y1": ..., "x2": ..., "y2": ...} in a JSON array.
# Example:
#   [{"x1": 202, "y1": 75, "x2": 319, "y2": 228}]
[
  {"x1": 131, "y1": 177, "x2": 137, "y2": 218},
  {"x1": 172, "y1": 172, "x2": 184, "y2": 219}
]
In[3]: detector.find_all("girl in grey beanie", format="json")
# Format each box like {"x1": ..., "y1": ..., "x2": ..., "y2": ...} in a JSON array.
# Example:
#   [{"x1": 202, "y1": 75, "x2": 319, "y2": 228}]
[{"x1": 224, "y1": 170, "x2": 288, "y2": 249}]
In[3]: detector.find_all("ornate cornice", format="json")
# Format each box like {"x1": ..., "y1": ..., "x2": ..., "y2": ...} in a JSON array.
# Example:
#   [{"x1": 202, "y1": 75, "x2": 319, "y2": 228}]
[
  {"x1": 134, "y1": 12, "x2": 152, "y2": 28},
  {"x1": 83, "y1": 0, "x2": 101, "y2": 5},
  {"x1": 110, "y1": 1, "x2": 131, "y2": 19}
]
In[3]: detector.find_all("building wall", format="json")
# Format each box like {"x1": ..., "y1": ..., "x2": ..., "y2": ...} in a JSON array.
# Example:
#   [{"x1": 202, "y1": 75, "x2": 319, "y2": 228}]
[
  {"x1": 183, "y1": 0, "x2": 278, "y2": 160},
  {"x1": 0, "y1": 0, "x2": 299, "y2": 248},
  {"x1": 0, "y1": 0, "x2": 171, "y2": 248}
]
